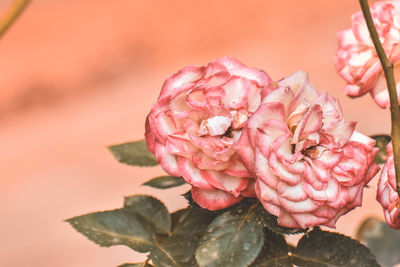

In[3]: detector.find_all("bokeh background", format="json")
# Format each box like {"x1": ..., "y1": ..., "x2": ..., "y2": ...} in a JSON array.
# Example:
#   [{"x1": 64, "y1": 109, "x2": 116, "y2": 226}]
[{"x1": 0, "y1": 0, "x2": 390, "y2": 266}]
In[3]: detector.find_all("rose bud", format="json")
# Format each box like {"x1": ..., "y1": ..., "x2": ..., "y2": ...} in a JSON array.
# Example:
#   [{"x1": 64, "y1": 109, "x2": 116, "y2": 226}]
[
  {"x1": 145, "y1": 57, "x2": 273, "y2": 210},
  {"x1": 377, "y1": 141, "x2": 400, "y2": 229},
  {"x1": 334, "y1": 0, "x2": 400, "y2": 108},
  {"x1": 236, "y1": 71, "x2": 380, "y2": 228}
]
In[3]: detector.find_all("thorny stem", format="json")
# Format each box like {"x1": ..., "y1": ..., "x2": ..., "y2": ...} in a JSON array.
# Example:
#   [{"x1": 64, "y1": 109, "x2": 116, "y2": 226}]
[
  {"x1": 359, "y1": 0, "x2": 400, "y2": 198},
  {"x1": 0, "y1": 0, "x2": 32, "y2": 39}
]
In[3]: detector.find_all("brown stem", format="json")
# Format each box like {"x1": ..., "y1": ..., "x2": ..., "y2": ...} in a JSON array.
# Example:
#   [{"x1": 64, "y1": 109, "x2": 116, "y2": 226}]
[
  {"x1": 0, "y1": 0, "x2": 32, "y2": 39},
  {"x1": 359, "y1": 0, "x2": 400, "y2": 197}
]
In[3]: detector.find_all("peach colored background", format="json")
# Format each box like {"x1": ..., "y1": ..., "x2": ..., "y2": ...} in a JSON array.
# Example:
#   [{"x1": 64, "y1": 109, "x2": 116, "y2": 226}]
[{"x1": 0, "y1": 0, "x2": 390, "y2": 266}]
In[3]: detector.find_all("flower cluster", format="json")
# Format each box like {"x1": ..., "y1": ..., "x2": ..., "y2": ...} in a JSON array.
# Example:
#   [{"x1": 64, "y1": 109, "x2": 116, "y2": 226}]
[
  {"x1": 335, "y1": 0, "x2": 400, "y2": 108},
  {"x1": 145, "y1": 57, "x2": 380, "y2": 229}
]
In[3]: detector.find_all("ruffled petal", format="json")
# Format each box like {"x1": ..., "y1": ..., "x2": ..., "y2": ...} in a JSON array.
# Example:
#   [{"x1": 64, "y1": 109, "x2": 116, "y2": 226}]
[{"x1": 191, "y1": 187, "x2": 243, "y2": 211}]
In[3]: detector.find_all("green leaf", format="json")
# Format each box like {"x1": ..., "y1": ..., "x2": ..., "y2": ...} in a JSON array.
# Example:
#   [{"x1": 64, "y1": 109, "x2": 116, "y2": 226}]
[
  {"x1": 124, "y1": 195, "x2": 171, "y2": 235},
  {"x1": 250, "y1": 230, "x2": 292, "y2": 267},
  {"x1": 195, "y1": 203, "x2": 264, "y2": 267},
  {"x1": 182, "y1": 191, "x2": 200, "y2": 208},
  {"x1": 357, "y1": 217, "x2": 400, "y2": 267},
  {"x1": 149, "y1": 235, "x2": 199, "y2": 267},
  {"x1": 292, "y1": 228, "x2": 379, "y2": 267},
  {"x1": 371, "y1": 135, "x2": 391, "y2": 164},
  {"x1": 255, "y1": 203, "x2": 307, "y2": 235},
  {"x1": 143, "y1": 176, "x2": 186, "y2": 189},
  {"x1": 66, "y1": 209, "x2": 156, "y2": 252},
  {"x1": 171, "y1": 207, "x2": 216, "y2": 237},
  {"x1": 148, "y1": 207, "x2": 215, "y2": 267},
  {"x1": 118, "y1": 263, "x2": 153, "y2": 267},
  {"x1": 108, "y1": 140, "x2": 157, "y2": 166}
]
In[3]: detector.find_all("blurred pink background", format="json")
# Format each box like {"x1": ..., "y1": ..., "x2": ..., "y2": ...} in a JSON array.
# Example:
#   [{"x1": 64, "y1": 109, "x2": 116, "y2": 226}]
[{"x1": 0, "y1": 0, "x2": 391, "y2": 266}]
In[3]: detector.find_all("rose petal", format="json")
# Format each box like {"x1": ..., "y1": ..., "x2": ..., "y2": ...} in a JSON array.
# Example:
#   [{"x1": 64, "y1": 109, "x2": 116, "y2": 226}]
[{"x1": 191, "y1": 186, "x2": 243, "y2": 211}]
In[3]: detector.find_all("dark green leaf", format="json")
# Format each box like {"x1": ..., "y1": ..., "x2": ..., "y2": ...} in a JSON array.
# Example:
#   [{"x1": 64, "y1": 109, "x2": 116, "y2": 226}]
[
  {"x1": 108, "y1": 140, "x2": 157, "y2": 166},
  {"x1": 171, "y1": 207, "x2": 216, "y2": 237},
  {"x1": 149, "y1": 235, "x2": 199, "y2": 267},
  {"x1": 251, "y1": 230, "x2": 292, "y2": 267},
  {"x1": 371, "y1": 135, "x2": 391, "y2": 164},
  {"x1": 148, "y1": 207, "x2": 216, "y2": 267},
  {"x1": 255, "y1": 203, "x2": 307, "y2": 235},
  {"x1": 124, "y1": 195, "x2": 171, "y2": 235},
  {"x1": 118, "y1": 263, "x2": 153, "y2": 267},
  {"x1": 195, "y1": 204, "x2": 264, "y2": 267},
  {"x1": 170, "y1": 209, "x2": 188, "y2": 229},
  {"x1": 66, "y1": 209, "x2": 156, "y2": 252},
  {"x1": 182, "y1": 191, "x2": 200, "y2": 208},
  {"x1": 292, "y1": 228, "x2": 379, "y2": 267},
  {"x1": 357, "y1": 217, "x2": 400, "y2": 267},
  {"x1": 143, "y1": 176, "x2": 185, "y2": 189}
]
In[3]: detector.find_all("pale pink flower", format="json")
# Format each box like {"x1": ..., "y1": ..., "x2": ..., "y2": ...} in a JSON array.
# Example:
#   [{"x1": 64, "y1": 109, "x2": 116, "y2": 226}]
[
  {"x1": 236, "y1": 71, "x2": 380, "y2": 228},
  {"x1": 145, "y1": 57, "x2": 273, "y2": 210},
  {"x1": 377, "y1": 141, "x2": 400, "y2": 229},
  {"x1": 335, "y1": 0, "x2": 400, "y2": 108}
]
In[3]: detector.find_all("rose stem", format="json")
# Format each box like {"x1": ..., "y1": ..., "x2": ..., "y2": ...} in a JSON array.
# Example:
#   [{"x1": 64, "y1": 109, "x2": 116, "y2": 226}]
[
  {"x1": 359, "y1": 0, "x2": 400, "y2": 197},
  {"x1": 0, "y1": 0, "x2": 32, "y2": 39}
]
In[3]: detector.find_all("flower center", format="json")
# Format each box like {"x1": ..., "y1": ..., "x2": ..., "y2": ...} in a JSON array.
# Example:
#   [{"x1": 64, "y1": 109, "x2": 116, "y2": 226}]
[
  {"x1": 223, "y1": 127, "x2": 233, "y2": 138},
  {"x1": 302, "y1": 145, "x2": 319, "y2": 158}
]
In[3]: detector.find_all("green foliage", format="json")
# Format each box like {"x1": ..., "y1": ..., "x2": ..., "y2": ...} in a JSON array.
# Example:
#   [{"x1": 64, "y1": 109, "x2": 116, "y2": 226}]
[
  {"x1": 68, "y1": 197, "x2": 380, "y2": 267},
  {"x1": 250, "y1": 230, "x2": 292, "y2": 266},
  {"x1": 195, "y1": 203, "x2": 264, "y2": 267},
  {"x1": 143, "y1": 176, "x2": 185, "y2": 189},
  {"x1": 124, "y1": 195, "x2": 171, "y2": 235},
  {"x1": 292, "y1": 228, "x2": 379, "y2": 267},
  {"x1": 170, "y1": 207, "x2": 216, "y2": 237},
  {"x1": 255, "y1": 203, "x2": 307, "y2": 235},
  {"x1": 371, "y1": 135, "x2": 391, "y2": 164},
  {"x1": 148, "y1": 207, "x2": 217, "y2": 267},
  {"x1": 66, "y1": 209, "x2": 156, "y2": 252},
  {"x1": 149, "y1": 234, "x2": 199, "y2": 267},
  {"x1": 108, "y1": 140, "x2": 157, "y2": 166}
]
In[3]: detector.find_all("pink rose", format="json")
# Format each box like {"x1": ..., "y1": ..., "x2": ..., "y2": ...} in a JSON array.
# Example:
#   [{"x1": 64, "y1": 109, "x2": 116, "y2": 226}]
[
  {"x1": 377, "y1": 141, "x2": 400, "y2": 229},
  {"x1": 335, "y1": 0, "x2": 400, "y2": 108},
  {"x1": 236, "y1": 71, "x2": 380, "y2": 228},
  {"x1": 145, "y1": 57, "x2": 273, "y2": 210}
]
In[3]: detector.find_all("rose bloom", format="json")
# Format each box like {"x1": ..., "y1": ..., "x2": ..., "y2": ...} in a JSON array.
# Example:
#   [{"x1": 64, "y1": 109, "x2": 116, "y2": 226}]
[
  {"x1": 377, "y1": 141, "x2": 400, "y2": 229},
  {"x1": 145, "y1": 57, "x2": 273, "y2": 210},
  {"x1": 335, "y1": 0, "x2": 400, "y2": 108},
  {"x1": 236, "y1": 71, "x2": 380, "y2": 228}
]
